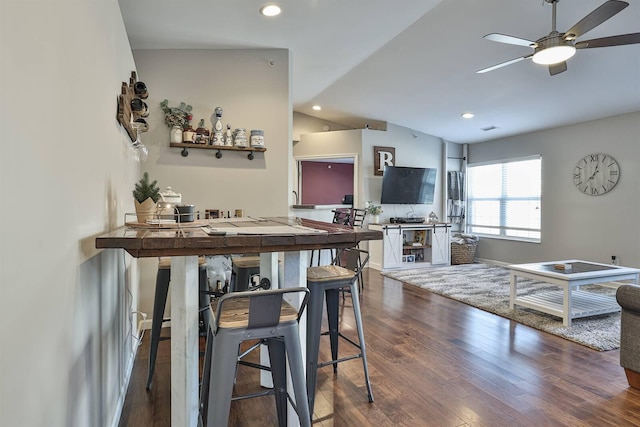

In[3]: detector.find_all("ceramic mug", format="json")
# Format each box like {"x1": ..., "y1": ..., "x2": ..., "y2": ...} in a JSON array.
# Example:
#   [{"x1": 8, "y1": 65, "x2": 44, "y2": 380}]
[{"x1": 174, "y1": 205, "x2": 195, "y2": 222}]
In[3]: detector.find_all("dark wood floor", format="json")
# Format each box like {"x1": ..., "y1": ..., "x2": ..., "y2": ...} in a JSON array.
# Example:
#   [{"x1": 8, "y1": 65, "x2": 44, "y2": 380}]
[{"x1": 119, "y1": 268, "x2": 640, "y2": 426}]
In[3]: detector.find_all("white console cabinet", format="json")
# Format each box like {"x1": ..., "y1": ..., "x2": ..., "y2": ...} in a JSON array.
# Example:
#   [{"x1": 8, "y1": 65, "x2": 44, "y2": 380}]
[{"x1": 369, "y1": 223, "x2": 451, "y2": 271}]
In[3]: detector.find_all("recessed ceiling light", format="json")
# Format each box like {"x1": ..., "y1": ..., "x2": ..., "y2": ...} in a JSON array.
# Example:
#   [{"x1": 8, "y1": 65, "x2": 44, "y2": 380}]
[
  {"x1": 260, "y1": 4, "x2": 281, "y2": 17},
  {"x1": 312, "y1": 105, "x2": 322, "y2": 111},
  {"x1": 461, "y1": 112, "x2": 474, "y2": 119}
]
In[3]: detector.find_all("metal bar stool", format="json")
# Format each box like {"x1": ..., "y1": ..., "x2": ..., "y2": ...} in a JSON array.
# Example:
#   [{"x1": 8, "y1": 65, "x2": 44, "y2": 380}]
[
  {"x1": 310, "y1": 209, "x2": 351, "y2": 267},
  {"x1": 230, "y1": 256, "x2": 261, "y2": 292},
  {"x1": 305, "y1": 264, "x2": 374, "y2": 418},
  {"x1": 333, "y1": 247, "x2": 369, "y2": 302},
  {"x1": 146, "y1": 256, "x2": 209, "y2": 390},
  {"x1": 200, "y1": 287, "x2": 311, "y2": 427}
]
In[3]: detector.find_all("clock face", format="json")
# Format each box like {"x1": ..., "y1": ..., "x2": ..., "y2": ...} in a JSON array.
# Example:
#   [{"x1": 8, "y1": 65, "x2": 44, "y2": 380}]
[{"x1": 572, "y1": 153, "x2": 620, "y2": 196}]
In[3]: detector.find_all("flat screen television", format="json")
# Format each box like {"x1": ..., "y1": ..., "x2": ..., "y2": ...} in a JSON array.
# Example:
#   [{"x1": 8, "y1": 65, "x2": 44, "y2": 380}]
[{"x1": 380, "y1": 166, "x2": 436, "y2": 204}]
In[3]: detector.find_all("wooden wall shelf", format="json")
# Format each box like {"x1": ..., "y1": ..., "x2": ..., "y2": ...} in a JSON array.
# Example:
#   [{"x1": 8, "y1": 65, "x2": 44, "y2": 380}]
[{"x1": 170, "y1": 142, "x2": 266, "y2": 160}]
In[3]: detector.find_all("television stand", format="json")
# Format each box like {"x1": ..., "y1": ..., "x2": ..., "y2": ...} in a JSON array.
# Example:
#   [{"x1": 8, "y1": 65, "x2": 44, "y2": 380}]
[
  {"x1": 369, "y1": 223, "x2": 451, "y2": 271},
  {"x1": 390, "y1": 217, "x2": 425, "y2": 224}
]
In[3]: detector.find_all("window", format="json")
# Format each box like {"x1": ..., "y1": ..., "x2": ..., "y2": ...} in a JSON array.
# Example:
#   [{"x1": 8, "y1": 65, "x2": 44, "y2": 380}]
[{"x1": 466, "y1": 156, "x2": 541, "y2": 242}]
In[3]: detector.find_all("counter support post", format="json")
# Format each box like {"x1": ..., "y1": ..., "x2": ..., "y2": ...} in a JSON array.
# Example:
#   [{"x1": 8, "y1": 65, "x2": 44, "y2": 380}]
[{"x1": 170, "y1": 255, "x2": 200, "y2": 427}]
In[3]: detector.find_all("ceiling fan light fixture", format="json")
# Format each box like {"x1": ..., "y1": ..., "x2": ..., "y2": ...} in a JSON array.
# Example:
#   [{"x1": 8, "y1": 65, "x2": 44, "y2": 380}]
[
  {"x1": 532, "y1": 45, "x2": 576, "y2": 65},
  {"x1": 461, "y1": 112, "x2": 474, "y2": 119}
]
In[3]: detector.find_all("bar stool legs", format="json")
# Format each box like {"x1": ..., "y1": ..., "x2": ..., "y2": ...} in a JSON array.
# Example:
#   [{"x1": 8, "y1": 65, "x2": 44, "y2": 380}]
[
  {"x1": 146, "y1": 268, "x2": 170, "y2": 390},
  {"x1": 306, "y1": 267, "x2": 374, "y2": 419},
  {"x1": 349, "y1": 283, "x2": 374, "y2": 403},
  {"x1": 146, "y1": 259, "x2": 209, "y2": 390},
  {"x1": 200, "y1": 288, "x2": 311, "y2": 427}
]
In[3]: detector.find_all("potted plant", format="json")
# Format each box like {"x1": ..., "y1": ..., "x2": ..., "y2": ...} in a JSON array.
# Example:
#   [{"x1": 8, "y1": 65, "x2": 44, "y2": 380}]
[
  {"x1": 133, "y1": 172, "x2": 160, "y2": 223},
  {"x1": 160, "y1": 100, "x2": 193, "y2": 143},
  {"x1": 365, "y1": 201, "x2": 383, "y2": 224}
]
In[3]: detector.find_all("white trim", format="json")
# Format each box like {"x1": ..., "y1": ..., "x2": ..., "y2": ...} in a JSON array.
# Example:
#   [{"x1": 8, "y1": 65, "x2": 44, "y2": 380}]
[
  {"x1": 475, "y1": 257, "x2": 510, "y2": 267},
  {"x1": 467, "y1": 154, "x2": 541, "y2": 167},
  {"x1": 109, "y1": 326, "x2": 143, "y2": 427},
  {"x1": 140, "y1": 318, "x2": 171, "y2": 330}
]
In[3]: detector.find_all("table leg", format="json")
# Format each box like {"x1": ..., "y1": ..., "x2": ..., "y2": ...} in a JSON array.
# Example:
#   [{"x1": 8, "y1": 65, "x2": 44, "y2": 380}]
[
  {"x1": 510, "y1": 273, "x2": 517, "y2": 310},
  {"x1": 286, "y1": 251, "x2": 309, "y2": 427},
  {"x1": 259, "y1": 251, "x2": 308, "y2": 427},
  {"x1": 564, "y1": 284, "x2": 572, "y2": 327},
  {"x1": 170, "y1": 256, "x2": 200, "y2": 427},
  {"x1": 259, "y1": 253, "x2": 279, "y2": 389}
]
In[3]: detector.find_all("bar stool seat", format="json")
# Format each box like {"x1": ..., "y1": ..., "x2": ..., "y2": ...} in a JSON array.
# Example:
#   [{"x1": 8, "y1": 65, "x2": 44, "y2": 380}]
[
  {"x1": 231, "y1": 256, "x2": 261, "y2": 292},
  {"x1": 200, "y1": 287, "x2": 311, "y2": 427},
  {"x1": 146, "y1": 256, "x2": 208, "y2": 390},
  {"x1": 305, "y1": 264, "x2": 374, "y2": 419}
]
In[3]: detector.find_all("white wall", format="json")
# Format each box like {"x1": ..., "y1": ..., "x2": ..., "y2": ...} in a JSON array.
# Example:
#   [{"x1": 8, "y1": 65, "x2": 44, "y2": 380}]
[
  {"x1": 292, "y1": 111, "x2": 351, "y2": 141},
  {"x1": 468, "y1": 112, "x2": 640, "y2": 267},
  {"x1": 361, "y1": 123, "x2": 445, "y2": 223},
  {"x1": 1, "y1": 1, "x2": 139, "y2": 426},
  {"x1": 132, "y1": 49, "x2": 291, "y2": 316}
]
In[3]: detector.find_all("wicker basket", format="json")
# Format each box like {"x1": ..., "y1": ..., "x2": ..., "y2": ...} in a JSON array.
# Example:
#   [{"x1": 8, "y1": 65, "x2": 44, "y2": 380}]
[{"x1": 451, "y1": 241, "x2": 478, "y2": 265}]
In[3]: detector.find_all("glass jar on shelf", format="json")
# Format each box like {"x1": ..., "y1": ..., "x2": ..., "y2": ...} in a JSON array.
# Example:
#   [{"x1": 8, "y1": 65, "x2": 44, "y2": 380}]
[
  {"x1": 170, "y1": 125, "x2": 183, "y2": 143},
  {"x1": 233, "y1": 128, "x2": 247, "y2": 147}
]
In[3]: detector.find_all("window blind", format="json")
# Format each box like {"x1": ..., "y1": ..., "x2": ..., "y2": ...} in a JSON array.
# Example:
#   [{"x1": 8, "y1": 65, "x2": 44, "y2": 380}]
[{"x1": 466, "y1": 156, "x2": 541, "y2": 242}]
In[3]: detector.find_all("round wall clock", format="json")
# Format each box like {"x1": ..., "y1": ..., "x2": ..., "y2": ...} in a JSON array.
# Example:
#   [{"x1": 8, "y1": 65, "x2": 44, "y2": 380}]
[{"x1": 572, "y1": 153, "x2": 620, "y2": 196}]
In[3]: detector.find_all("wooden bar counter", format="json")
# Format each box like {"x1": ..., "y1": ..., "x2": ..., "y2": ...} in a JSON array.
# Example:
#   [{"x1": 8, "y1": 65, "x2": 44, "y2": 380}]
[{"x1": 96, "y1": 216, "x2": 382, "y2": 427}]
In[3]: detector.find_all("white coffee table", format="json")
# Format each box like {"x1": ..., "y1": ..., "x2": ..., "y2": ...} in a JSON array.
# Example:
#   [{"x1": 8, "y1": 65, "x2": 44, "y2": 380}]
[{"x1": 508, "y1": 260, "x2": 640, "y2": 326}]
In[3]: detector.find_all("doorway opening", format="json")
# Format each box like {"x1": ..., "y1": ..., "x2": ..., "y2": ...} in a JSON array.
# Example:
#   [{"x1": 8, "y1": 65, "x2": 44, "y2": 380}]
[{"x1": 293, "y1": 154, "x2": 358, "y2": 207}]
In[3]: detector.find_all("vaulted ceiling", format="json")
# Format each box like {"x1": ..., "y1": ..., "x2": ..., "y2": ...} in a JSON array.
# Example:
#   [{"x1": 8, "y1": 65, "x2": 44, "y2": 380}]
[{"x1": 120, "y1": 0, "x2": 640, "y2": 143}]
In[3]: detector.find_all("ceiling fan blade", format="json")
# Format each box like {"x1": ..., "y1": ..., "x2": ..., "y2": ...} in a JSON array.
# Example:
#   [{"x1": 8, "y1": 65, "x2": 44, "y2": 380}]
[
  {"x1": 484, "y1": 33, "x2": 535, "y2": 47},
  {"x1": 477, "y1": 55, "x2": 533, "y2": 74},
  {"x1": 575, "y1": 32, "x2": 640, "y2": 48},
  {"x1": 563, "y1": 0, "x2": 629, "y2": 40},
  {"x1": 549, "y1": 61, "x2": 567, "y2": 76}
]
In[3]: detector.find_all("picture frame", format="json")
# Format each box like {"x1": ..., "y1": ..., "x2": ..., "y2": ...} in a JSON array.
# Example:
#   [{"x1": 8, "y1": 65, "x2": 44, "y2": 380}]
[
  {"x1": 402, "y1": 254, "x2": 415, "y2": 263},
  {"x1": 413, "y1": 230, "x2": 426, "y2": 245}
]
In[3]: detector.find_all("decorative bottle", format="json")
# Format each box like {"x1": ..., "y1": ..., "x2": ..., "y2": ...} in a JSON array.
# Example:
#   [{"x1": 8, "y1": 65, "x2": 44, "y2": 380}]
[
  {"x1": 182, "y1": 121, "x2": 195, "y2": 143},
  {"x1": 195, "y1": 119, "x2": 209, "y2": 144},
  {"x1": 213, "y1": 107, "x2": 223, "y2": 132},
  {"x1": 225, "y1": 125, "x2": 233, "y2": 146}
]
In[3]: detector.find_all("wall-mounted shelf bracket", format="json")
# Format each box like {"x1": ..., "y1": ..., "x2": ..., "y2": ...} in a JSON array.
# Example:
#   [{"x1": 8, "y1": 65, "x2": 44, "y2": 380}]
[{"x1": 170, "y1": 142, "x2": 266, "y2": 160}]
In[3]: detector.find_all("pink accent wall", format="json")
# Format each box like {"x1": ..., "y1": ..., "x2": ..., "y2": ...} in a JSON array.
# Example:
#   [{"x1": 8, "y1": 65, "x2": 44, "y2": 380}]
[{"x1": 301, "y1": 161, "x2": 354, "y2": 205}]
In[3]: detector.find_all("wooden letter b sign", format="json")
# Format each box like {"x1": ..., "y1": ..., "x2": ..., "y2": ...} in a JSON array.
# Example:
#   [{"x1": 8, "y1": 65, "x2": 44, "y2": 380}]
[{"x1": 374, "y1": 146, "x2": 395, "y2": 176}]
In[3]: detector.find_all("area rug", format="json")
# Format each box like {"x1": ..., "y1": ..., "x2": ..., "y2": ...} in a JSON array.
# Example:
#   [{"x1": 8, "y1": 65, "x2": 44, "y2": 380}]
[{"x1": 381, "y1": 263, "x2": 620, "y2": 351}]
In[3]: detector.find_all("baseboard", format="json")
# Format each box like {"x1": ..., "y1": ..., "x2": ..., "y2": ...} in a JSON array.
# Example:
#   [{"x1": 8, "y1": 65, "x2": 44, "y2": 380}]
[
  {"x1": 140, "y1": 318, "x2": 171, "y2": 330},
  {"x1": 476, "y1": 258, "x2": 510, "y2": 267},
  {"x1": 108, "y1": 325, "x2": 143, "y2": 427}
]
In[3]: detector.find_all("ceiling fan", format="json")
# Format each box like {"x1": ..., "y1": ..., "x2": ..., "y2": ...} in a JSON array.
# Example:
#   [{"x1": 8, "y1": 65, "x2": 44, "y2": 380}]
[{"x1": 477, "y1": 0, "x2": 640, "y2": 75}]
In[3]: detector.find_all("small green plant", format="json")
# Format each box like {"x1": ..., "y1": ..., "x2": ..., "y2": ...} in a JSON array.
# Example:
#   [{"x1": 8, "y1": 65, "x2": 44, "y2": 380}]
[
  {"x1": 365, "y1": 201, "x2": 383, "y2": 215},
  {"x1": 159, "y1": 99, "x2": 193, "y2": 129},
  {"x1": 133, "y1": 172, "x2": 160, "y2": 203}
]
